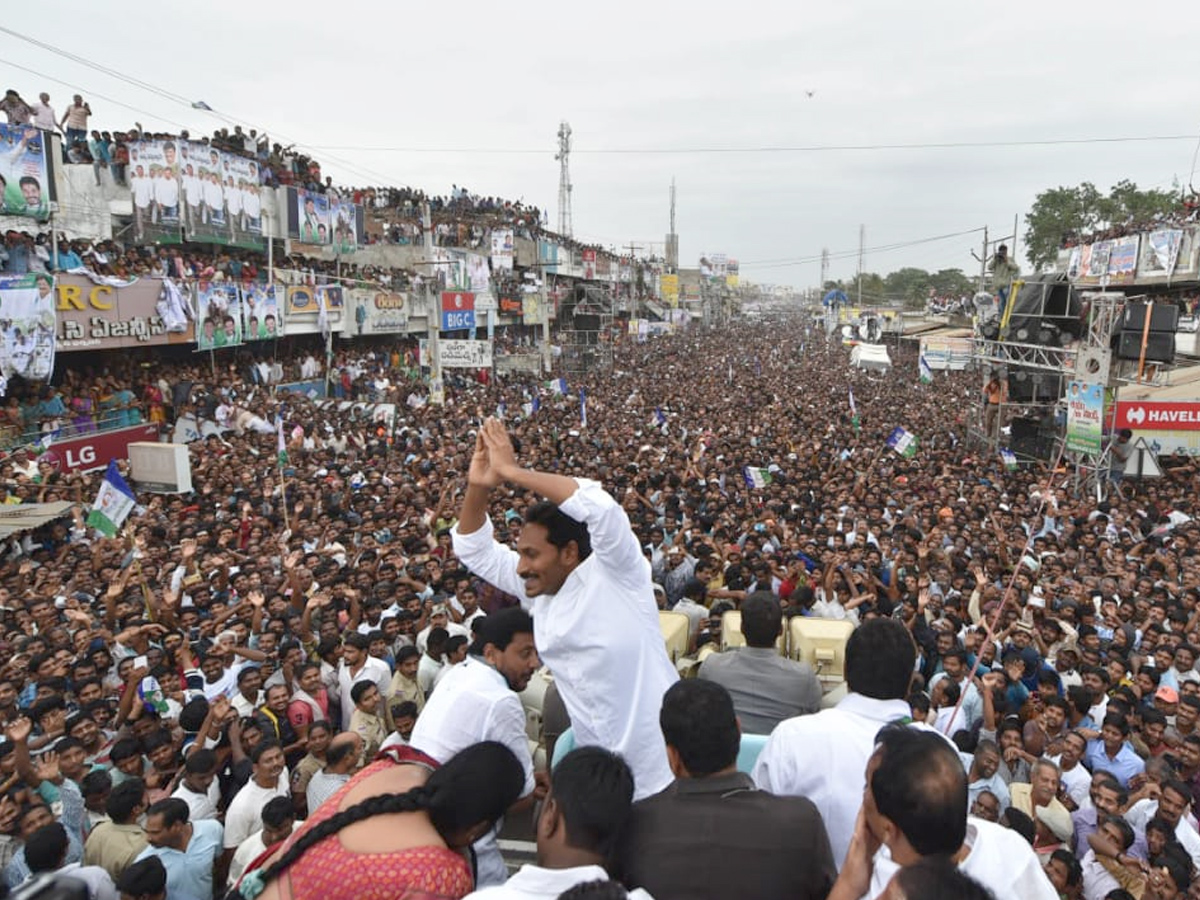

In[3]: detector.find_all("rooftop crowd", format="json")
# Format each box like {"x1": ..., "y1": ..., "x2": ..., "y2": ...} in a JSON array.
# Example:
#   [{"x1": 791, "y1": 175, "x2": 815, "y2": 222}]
[
  {"x1": 0, "y1": 313, "x2": 1191, "y2": 900},
  {"x1": 1, "y1": 85, "x2": 643, "y2": 269}
]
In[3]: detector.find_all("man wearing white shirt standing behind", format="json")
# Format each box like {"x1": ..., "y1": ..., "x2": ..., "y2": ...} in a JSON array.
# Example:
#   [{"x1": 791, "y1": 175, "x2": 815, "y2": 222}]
[
  {"x1": 410, "y1": 607, "x2": 541, "y2": 888},
  {"x1": 753, "y1": 617, "x2": 923, "y2": 869},
  {"x1": 453, "y1": 418, "x2": 678, "y2": 802},
  {"x1": 827, "y1": 727, "x2": 1056, "y2": 900}
]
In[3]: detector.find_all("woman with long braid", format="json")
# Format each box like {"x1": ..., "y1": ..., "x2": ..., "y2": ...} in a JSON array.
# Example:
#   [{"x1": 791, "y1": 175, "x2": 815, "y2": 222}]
[{"x1": 230, "y1": 741, "x2": 524, "y2": 900}]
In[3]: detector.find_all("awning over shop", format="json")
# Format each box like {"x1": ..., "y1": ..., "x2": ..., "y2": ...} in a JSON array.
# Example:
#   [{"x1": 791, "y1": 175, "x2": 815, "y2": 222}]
[{"x1": 0, "y1": 501, "x2": 77, "y2": 538}]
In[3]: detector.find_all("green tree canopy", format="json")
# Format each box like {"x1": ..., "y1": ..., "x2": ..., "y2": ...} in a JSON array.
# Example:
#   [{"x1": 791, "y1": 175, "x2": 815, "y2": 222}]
[{"x1": 1023, "y1": 180, "x2": 1180, "y2": 271}]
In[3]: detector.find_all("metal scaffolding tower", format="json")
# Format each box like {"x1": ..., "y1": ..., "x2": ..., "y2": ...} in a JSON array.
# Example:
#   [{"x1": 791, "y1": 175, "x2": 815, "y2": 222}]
[
  {"x1": 969, "y1": 290, "x2": 1126, "y2": 497},
  {"x1": 555, "y1": 122, "x2": 573, "y2": 238},
  {"x1": 559, "y1": 284, "x2": 614, "y2": 378}
]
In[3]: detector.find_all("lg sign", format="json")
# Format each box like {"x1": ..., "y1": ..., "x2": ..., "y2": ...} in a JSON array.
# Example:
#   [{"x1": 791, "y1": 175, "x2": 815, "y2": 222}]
[{"x1": 1115, "y1": 402, "x2": 1200, "y2": 431}]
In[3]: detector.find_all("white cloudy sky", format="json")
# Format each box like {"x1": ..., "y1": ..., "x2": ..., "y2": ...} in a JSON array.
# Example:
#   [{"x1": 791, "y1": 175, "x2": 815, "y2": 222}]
[{"x1": 4, "y1": 1, "x2": 1198, "y2": 288}]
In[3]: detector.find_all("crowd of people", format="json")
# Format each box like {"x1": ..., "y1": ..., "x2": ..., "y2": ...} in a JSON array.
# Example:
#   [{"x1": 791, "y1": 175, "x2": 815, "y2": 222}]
[{"x1": 0, "y1": 314, "x2": 1192, "y2": 900}]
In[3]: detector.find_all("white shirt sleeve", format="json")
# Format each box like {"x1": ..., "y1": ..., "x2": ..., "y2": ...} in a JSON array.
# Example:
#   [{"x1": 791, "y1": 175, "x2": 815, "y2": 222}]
[
  {"x1": 557, "y1": 478, "x2": 651, "y2": 594},
  {"x1": 452, "y1": 515, "x2": 529, "y2": 606}
]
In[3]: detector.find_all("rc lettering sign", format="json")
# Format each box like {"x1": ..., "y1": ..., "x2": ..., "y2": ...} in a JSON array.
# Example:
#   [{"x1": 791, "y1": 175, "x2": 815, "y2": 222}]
[
  {"x1": 1116, "y1": 402, "x2": 1200, "y2": 431},
  {"x1": 440, "y1": 291, "x2": 475, "y2": 331},
  {"x1": 55, "y1": 275, "x2": 195, "y2": 351}
]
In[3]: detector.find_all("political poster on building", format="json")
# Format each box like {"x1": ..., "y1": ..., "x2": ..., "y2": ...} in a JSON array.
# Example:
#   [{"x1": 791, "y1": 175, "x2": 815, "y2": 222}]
[
  {"x1": 660, "y1": 274, "x2": 679, "y2": 308},
  {"x1": 222, "y1": 153, "x2": 264, "y2": 250},
  {"x1": 348, "y1": 289, "x2": 408, "y2": 336},
  {"x1": 464, "y1": 253, "x2": 491, "y2": 293},
  {"x1": 439, "y1": 339, "x2": 493, "y2": 368},
  {"x1": 491, "y1": 229, "x2": 514, "y2": 271},
  {"x1": 726, "y1": 259, "x2": 740, "y2": 288},
  {"x1": 582, "y1": 249, "x2": 597, "y2": 280},
  {"x1": 195, "y1": 281, "x2": 244, "y2": 350},
  {"x1": 295, "y1": 188, "x2": 332, "y2": 246},
  {"x1": 522, "y1": 292, "x2": 541, "y2": 326},
  {"x1": 128, "y1": 140, "x2": 182, "y2": 243},
  {"x1": 331, "y1": 199, "x2": 359, "y2": 255},
  {"x1": 1066, "y1": 381, "x2": 1104, "y2": 454},
  {"x1": 242, "y1": 284, "x2": 282, "y2": 340},
  {"x1": 0, "y1": 272, "x2": 55, "y2": 387},
  {"x1": 0, "y1": 123, "x2": 52, "y2": 221}
]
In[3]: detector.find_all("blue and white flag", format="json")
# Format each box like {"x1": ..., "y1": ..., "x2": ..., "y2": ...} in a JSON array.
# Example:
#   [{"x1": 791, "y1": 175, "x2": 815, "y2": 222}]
[
  {"x1": 743, "y1": 466, "x2": 773, "y2": 489},
  {"x1": 1000, "y1": 448, "x2": 1018, "y2": 470},
  {"x1": 579, "y1": 388, "x2": 587, "y2": 428},
  {"x1": 919, "y1": 354, "x2": 933, "y2": 384},
  {"x1": 886, "y1": 426, "x2": 919, "y2": 459},
  {"x1": 86, "y1": 460, "x2": 137, "y2": 537},
  {"x1": 547, "y1": 378, "x2": 567, "y2": 394},
  {"x1": 849, "y1": 388, "x2": 860, "y2": 433},
  {"x1": 652, "y1": 407, "x2": 667, "y2": 429}
]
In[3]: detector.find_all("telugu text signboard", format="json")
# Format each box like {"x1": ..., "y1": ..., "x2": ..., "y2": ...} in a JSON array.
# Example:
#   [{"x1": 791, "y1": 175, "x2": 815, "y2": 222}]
[
  {"x1": 55, "y1": 275, "x2": 195, "y2": 351},
  {"x1": 438, "y1": 339, "x2": 493, "y2": 369}
]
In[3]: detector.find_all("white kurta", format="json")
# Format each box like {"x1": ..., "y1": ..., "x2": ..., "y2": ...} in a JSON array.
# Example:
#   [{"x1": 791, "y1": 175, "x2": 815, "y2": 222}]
[
  {"x1": 753, "y1": 692, "x2": 916, "y2": 869},
  {"x1": 410, "y1": 657, "x2": 535, "y2": 888},
  {"x1": 453, "y1": 478, "x2": 677, "y2": 799},
  {"x1": 868, "y1": 818, "x2": 1059, "y2": 900}
]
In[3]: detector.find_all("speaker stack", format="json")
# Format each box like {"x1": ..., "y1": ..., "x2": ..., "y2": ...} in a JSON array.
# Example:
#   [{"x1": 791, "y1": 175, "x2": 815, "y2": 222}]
[
  {"x1": 1117, "y1": 302, "x2": 1178, "y2": 363},
  {"x1": 1007, "y1": 367, "x2": 1062, "y2": 403}
]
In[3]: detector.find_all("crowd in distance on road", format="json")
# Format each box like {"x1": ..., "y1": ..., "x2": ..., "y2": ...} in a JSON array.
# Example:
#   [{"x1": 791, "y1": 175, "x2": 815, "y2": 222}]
[{"x1": 0, "y1": 314, "x2": 1195, "y2": 900}]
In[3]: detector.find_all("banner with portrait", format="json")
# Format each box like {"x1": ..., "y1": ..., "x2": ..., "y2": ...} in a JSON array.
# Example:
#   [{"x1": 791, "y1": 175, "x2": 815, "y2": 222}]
[
  {"x1": 222, "y1": 153, "x2": 265, "y2": 250},
  {"x1": 295, "y1": 188, "x2": 332, "y2": 246},
  {"x1": 242, "y1": 284, "x2": 282, "y2": 341},
  {"x1": 331, "y1": 199, "x2": 359, "y2": 255},
  {"x1": 181, "y1": 142, "x2": 226, "y2": 244},
  {"x1": 0, "y1": 123, "x2": 53, "y2": 221},
  {"x1": 348, "y1": 288, "x2": 408, "y2": 336},
  {"x1": 491, "y1": 229, "x2": 514, "y2": 271},
  {"x1": 128, "y1": 140, "x2": 182, "y2": 243},
  {"x1": 0, "y1": 272, "x2": 55, "y2": 388},
  {"x1": 195, "y1": 281, "x2": 244, "y2": 350}
]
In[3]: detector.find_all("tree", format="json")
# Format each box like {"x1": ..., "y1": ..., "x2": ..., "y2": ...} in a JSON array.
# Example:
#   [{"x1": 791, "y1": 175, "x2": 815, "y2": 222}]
[
  {"x1": 928, "y1": 268, "x2": 974, "y2": 299},
  {"x1": 1023, "y1": 180, "x2": 1180, "y2": 272},
  {"x1": 884, "y1": 267, "x2": 931, "y2": 303}
]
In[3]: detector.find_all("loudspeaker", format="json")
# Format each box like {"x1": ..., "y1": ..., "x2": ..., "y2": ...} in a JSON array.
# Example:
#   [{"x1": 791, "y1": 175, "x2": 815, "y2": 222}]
[
  {"x1": 1117, "y1": 331, "x2": 1175, "y2": 363},
  {"x1": 1122, "y1": 302, "x2": 1179, "y2": 333},
  {"x1": 1008, "y1": 368, "x2": 1062, "y2": 402},
  {"x1": 574, "y1": 314, "x2": 600, "y2": 332}
]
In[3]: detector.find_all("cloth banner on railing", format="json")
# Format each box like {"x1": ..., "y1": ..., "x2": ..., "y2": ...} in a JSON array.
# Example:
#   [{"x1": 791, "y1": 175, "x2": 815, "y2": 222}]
[{"x1": 0, "y1": 272, "x2": 55, "y2": 392}]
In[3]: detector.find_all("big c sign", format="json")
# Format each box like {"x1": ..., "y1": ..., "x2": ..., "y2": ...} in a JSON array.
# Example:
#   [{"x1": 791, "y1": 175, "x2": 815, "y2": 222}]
[{"x1": 440, "y1": 291, "x2": 475, "y2": 331}]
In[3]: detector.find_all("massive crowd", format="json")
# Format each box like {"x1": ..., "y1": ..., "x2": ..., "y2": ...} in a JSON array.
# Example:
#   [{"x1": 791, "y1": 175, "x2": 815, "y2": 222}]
[{"x1": 0, "y1": 314, "x2": 1192, "y2": 900}]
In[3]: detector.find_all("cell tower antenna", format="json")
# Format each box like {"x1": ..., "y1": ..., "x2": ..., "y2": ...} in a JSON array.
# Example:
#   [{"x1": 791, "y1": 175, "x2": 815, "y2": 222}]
[
  {"x1": 669, "y1": 178, "x2": 676, "y2": 235},
  {"x1": 555, "y1": 122, "x2": 573, "y2": 237}
]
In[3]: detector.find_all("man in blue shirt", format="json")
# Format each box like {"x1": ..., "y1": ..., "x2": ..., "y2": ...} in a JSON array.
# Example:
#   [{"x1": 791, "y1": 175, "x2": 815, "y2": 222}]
[
  {"x1": 1085, "y1": 713, "x2": 1145, "y2": 789},
  {"x1": 136, "y1": 798, "x2": 222, "y2": 900}
]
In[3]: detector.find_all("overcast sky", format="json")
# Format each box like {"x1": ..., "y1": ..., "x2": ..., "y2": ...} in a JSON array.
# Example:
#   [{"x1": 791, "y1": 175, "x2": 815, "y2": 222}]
[{"x1": 4, "y1": 1, "x2": 1198, "y2": 289}]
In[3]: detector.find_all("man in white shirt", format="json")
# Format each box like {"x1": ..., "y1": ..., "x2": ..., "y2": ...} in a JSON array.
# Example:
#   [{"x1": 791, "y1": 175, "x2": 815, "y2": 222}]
[
  {"x1": 32, "y1": 94, "x2": 57, "y2": 132},
  {"x1": 463, "y1": 747, "x2": 649, "y2": 900},
  {"x1": 827, "y1": 727, "x2": 1057, "y2": 900},
  {"x1": 415, "y1": 604, "x2": 469, "y2": 653},
  {"x1": 410, "y1": 608, "x2": 541, "y2": 887},
  {"x1": 453, "y1": 418, "x2": 677, "y2": 802},
  {"x1": 753, "y1": 617, "x2": 925, "y2": 868},
  {"x1": 928, "y1": 648, "x2": 982, "y2": 731},
  {"x1": 227, "y1": 796, "x2": 300, "y2": 888},
  {"x1": 336, "y1": 632, "x2": 391, "y2": 730},
  {"x1": 170, "y1": 749, "x2": 220, "y2": 821},
  {"x1": 223, "y1": 742, "x2": 289, "y2": 850}
]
